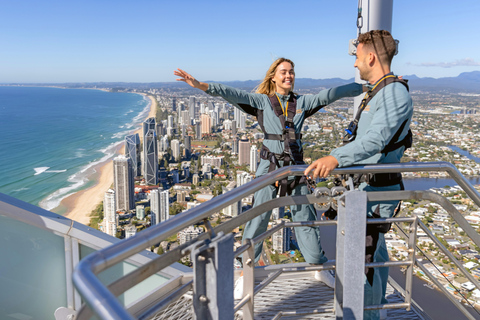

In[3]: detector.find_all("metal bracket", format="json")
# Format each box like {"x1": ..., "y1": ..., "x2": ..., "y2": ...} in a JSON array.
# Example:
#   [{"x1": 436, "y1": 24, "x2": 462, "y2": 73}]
[{"x1": 192, "y1": 231, "x2": 234, "y2": 320}]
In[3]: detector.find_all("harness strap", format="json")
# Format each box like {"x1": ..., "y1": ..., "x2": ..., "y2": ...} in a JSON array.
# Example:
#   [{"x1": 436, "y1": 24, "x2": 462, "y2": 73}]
[{"x1": 264, "y1": 133, "x2": 302, "y2": 140}]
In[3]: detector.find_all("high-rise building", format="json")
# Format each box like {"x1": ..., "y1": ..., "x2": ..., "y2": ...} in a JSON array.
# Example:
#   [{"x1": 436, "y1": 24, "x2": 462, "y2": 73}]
[
  {"x1": 159, "y1": 135, "x2": 169, "y2": 152},
  {"x1": 103, "y1": 189, "x2": 117, "y2": 237},
  {"x1": 222, "y1": 182, "x2": 240, "y2": 217},
  {"x1": 143, "y1": 129, "x2": 158, "y2": 185},
  {"x1": 236, "y1": 171, "x2": 253, "y2": 187},
  {"x1": 200, "y1": 155, "x2": 224, "y2": 169},
  {"x1": 136, "y1": 205, "x2": 145, "y2": 220},
  {"x1": 223, "y1": 119, "x2": 232, "y2": 131},
  {"x1": 238, "y1": 136, "x2": 250, "y2": 165},
  {"x1": 239, "y1": 114, "x2": 246, "y2": 130},
  {"x1": 250, "y1": 145, "x2": 259, "y2": 173},
  {"x1": 171, "y1": 169, "x2": 180, "y2": 184},
  {"x1": 171, "y1": 139, "x2": 180, "y2": 162},
  {"x1": 195, "y1": 122, "x2": 201, "y2": 139},
  {"x1": 233, "y1": 137, "x2": 239, "y2": 154},
  {"x1": 113, "y1": 155, "x2": 135, "y2": 211},
  {"x1": 234, "y1": 108, "x2": 241, "y2": 127},
  {"x1": 181, "y1": 110, "x2": 190, "y2": 126},
  {"x1": 171, "y1": 97, "x2": 177, "y2": 112},
  {"x1": 151, "y1": 189, "x2": 170, "y2": 225},
  {"x1": 272, "y1": 206, "x2": 285, "y2": 220},
  {"x1": 192, "y1": 173, "x2": 200, "y2": 185},
  {"x1": 231, "y1": 121, "x2": 237, "y2": 136},
  {"x1": 178, "y1": 226, "x2": 204, "y2": 245},
  {"x1": 125, "y1": 133, "x2": 141, "y2": 177},
  {"x1": 184, "y1": 135, "x2": 191, "y2": 157},
  {"x1": 143, "y1": 117, "x2": 156, "y2": 139},
  {"x1": 167, "y1": 115, "x2": 174, "y2": 129},
  {"x1": 272, "y1": 219, "x2": 292, "y2": 253},
  {"x1": 125, "y1": 225, "x2": 137, "y2": 239},
  {"x1": 177, "y1": 190, "x2": 186, "y2": 202},
  {"x1": 188, "y1": 97, "x2": 196, "y2": 120},
  {"x1": 200, "y1": 113, "x2": 212, "y2": 135},
  {"x1": 156, "y1": 122, "x2": 165, "y2": 137}
]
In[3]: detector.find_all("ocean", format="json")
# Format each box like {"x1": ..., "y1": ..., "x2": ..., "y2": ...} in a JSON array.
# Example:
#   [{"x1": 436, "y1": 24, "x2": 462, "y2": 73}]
[{"x1": 0, "y1": 86, "x2": 150, "y2": 211}]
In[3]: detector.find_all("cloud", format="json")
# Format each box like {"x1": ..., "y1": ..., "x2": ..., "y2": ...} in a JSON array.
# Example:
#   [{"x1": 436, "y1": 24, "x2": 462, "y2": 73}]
[{"x1": 411, "y1": 58, "x2": 480, "y2": 68}]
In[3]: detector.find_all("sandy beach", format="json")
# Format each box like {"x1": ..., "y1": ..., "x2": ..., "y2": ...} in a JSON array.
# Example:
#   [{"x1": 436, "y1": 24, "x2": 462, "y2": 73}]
[{"x1": 62, "y1": 93, "x2": 157, "y2": 225}]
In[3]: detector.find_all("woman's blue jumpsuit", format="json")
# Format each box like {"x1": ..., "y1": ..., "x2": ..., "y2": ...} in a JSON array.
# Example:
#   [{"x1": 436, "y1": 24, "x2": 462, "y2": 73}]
[{"x1": 206, "y1": 82, "x2": 363, "y2": 264}]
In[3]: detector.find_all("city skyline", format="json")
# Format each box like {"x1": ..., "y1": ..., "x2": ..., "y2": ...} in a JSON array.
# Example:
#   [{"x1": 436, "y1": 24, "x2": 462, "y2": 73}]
[{"x1": 1, "y1": 0, "x2": 479, "y2": 83}]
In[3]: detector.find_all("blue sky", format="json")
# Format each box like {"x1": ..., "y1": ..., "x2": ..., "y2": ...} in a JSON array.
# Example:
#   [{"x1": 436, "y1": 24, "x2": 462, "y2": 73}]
[{"x1": 1, "y1": 0, "x2": 479, "y2": 83}]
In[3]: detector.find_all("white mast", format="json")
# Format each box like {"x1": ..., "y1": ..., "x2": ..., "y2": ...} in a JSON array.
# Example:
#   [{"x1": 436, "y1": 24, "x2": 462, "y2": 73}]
[{"x1": 352, "y1": 0, "x2": 394, "y2": 115}]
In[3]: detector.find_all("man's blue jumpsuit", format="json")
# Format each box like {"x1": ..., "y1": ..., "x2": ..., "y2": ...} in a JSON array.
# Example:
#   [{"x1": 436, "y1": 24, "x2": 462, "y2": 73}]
[
  {"x1": 330, "y1": 74, "x2": 413, "y2": 320},
  {"x1": 206, "y1": 82, "x2": 363, "y2": 264}
]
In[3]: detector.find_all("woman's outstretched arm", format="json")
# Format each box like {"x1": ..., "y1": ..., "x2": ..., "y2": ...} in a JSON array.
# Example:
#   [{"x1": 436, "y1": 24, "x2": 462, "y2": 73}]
[{"x1": 174, "y1": 68, "x2": 209, "y2": 91}]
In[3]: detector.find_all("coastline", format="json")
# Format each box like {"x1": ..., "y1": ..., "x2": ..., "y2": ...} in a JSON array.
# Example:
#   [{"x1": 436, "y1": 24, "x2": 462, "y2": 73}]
[{"x1": 62, "y1": 93, "x2": 157, "y2": 225}]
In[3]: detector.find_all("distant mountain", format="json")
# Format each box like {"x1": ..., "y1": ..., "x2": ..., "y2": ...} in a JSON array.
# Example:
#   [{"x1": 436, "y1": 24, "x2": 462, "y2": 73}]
[
  {"x1": 4, "y1": 71, "x2": 480, "y2": 93},
  {"x1": 404, "y1": 70, "x2": 480, "y2": 92}
]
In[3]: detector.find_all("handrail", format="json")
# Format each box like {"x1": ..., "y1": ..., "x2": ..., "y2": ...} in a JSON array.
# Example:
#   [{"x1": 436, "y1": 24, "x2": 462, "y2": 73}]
[{"x1": 73, "y1": 161, "x2": 480, "y2": 319}]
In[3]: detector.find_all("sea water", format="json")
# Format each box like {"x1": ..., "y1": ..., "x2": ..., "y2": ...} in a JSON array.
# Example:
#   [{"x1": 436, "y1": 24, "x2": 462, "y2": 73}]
[{"x1": 0, "y1": 86, "x2": 149, "y2": 210}]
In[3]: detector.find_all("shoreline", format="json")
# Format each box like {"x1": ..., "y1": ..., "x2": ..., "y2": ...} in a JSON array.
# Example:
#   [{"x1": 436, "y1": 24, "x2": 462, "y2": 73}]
[{"x1": 61, "y1": 93, "x2": 157, "y2": 225}]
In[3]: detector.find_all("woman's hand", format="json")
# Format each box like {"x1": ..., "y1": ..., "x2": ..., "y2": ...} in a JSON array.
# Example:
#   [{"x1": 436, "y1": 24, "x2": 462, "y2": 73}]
[{"x1": 174, "y1": 69, "x2": 208, "y2": 91}]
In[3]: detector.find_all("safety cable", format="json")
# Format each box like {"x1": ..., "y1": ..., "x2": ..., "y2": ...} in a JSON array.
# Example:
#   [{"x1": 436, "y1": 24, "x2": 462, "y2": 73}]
[{"x1": 393, "y1": 221, "x2": 480, "y2": 316}]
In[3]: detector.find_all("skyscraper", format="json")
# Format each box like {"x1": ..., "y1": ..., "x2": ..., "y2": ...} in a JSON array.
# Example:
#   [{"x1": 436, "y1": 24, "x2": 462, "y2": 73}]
[
  {"x1": 238, "y1": 136, "x2": 250, "y2": 165},
  {"x1": 171, "y1": 139, "x2": 180, "y2": 162},
  {"x1": 250, "y1": 144, "x2": 259, "y2": 173},
  {"x1": 171, "y1": 97, "x2": 177, "y2": 112},
  {"x1": 195, "y1": 122, "x2": 201, "y2": 139},
  {"x1": 151, "y1": 189, "x2": 170, "y2": 225},
  {"x1": 125, "y1": 133, "x2": 141, "y2": 177},
  {"x1": 234, "y1": 108, "x2": 241, "y2": 127},
  {"x1": 156, "y1": 122, "x2": 165, "y2": 137},
  {"x1": 184, "y1": 135, "x2": 191, "y2": 158},
  {"x1": 239, "y1": 114, "x2": 246, "y2": 130},
  {"x1": 143, "y1": 117, "x2": 156, "y2": 139},
  {"x1": 233, "y1": 137, "x2": 239, "y2": 154},
  {"x1": 188, "y1": 97, "x2": 196, "y2": 120},
  {"x1": 200, "y1": 113, "x2": 212, "y2": 135},
  {"x1": 167, "y1": 115, "x2": 174, "y2": 129},
  {"x1": 181, "y1": 110, "x2": 190, "y2": 126},
  {"x1": 143, "y1": 129, "x2": 158, "y2": 185},
  {"x1": 103, "y1": 189, "x2": 117, "y2": 237},
  {"x1": 113, "y1": 155, "x2": 135, "y2": 211},
  {"x1": 272, "y1": 219, "x2": 292, "y2": 253},
  {"x1": 231, "y1": 120, "x2": 237, "y2": 136}
]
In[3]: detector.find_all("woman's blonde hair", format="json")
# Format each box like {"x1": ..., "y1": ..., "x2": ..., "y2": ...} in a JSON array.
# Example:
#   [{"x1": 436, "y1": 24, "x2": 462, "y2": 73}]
[{"x1": 255, "y1": 58, "x2": 295, "y2": 96}]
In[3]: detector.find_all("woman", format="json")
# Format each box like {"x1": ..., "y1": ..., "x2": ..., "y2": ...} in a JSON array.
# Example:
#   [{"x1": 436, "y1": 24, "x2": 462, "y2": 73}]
[{"x1": 174, "y1": 58, "x2": 363, "y2": 292}]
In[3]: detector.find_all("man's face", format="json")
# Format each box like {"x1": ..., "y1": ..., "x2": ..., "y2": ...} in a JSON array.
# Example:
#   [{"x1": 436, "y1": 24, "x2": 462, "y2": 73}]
[{"x1": 354, "y1": 43, "x2": 370, "y2": 82}]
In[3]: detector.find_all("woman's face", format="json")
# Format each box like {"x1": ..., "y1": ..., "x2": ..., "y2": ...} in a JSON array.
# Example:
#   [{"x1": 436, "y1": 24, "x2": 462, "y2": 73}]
[{"x1": 271, "y1": 61, "x2": 295, "y2": 95}]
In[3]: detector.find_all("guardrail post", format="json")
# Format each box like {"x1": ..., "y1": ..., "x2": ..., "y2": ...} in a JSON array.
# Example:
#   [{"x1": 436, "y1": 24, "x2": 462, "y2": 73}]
[
  {"x1": 335, "y1": 190, "x2": 367, "y2": 320},
  {"x1": 405, "y1": 216, "x2": 418, "y2": 310},
  {"x1": 192, "y1": 231, "x2": 234, "y2": 320},
  {"x1": 242, "y1": 238, "x2": 255, "y2": 320}
]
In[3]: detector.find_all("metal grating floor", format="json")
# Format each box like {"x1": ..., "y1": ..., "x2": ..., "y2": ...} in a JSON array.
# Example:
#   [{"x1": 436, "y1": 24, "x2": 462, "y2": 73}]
[
  {"x1": 235, "y1": 272, "x2": 427, "y2": 320},
  {"x1": 150, "y1": 273, "x2": 427, "y2": 320}
]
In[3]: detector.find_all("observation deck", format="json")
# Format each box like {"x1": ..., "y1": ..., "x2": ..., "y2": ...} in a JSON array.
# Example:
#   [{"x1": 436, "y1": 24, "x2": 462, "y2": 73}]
[{"x1": 2, "y1": 162, "x2": 480, "y2": 320}]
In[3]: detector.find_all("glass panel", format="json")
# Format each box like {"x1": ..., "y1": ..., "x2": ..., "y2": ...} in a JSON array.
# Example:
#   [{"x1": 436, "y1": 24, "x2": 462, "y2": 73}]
[
  {"x1": 80, "y1": 244, "x2": 169, "y2": 307},
  {"x1": 0, "y1": 215, "x2": 67, "y2": 319}
]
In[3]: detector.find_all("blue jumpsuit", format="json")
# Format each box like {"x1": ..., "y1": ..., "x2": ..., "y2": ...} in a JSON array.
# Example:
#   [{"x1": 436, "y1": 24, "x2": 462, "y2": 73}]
[
  {"x1": 206, "y1": 82, "x2": 363, "y2": 264},
  {"x1": 330, "y1": 74, "x2": 413, "y2": 320}
]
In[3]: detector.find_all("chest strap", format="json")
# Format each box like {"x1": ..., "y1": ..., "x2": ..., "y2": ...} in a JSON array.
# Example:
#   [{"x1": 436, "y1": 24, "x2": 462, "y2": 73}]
[{"x1": 264, "y1": 133, "x2": 302, "y2": 141}]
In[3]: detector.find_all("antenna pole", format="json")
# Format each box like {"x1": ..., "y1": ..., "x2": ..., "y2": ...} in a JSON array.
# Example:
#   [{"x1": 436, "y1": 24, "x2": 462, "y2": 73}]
[{"x1": 353, "y1": 0, "x2": 394, "y2": 115}]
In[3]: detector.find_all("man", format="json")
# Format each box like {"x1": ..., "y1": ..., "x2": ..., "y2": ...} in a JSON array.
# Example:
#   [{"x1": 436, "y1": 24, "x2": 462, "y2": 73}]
[{"x1": 305, "y1": 30, "x2": 413, "y2": 320}]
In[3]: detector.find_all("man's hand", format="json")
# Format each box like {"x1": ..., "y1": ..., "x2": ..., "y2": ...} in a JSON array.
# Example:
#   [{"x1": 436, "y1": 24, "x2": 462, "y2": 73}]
[{"x1": 304, "y1": 155, "x2": 339, "y2": 179}]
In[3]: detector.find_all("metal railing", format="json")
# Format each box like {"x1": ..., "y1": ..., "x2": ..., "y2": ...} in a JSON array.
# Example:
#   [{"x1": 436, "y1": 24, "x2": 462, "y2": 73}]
[{"x1": 73, "y1": 161, "x2": 480, "y2": 320}]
